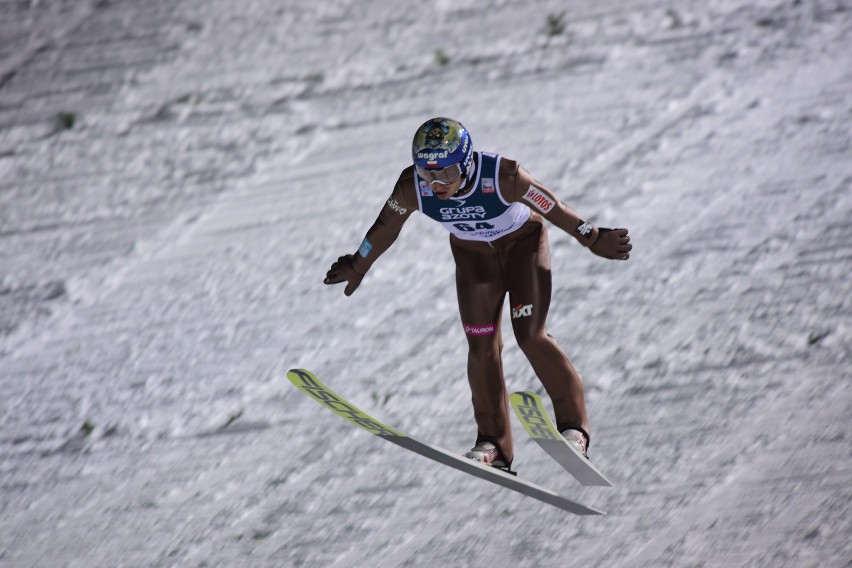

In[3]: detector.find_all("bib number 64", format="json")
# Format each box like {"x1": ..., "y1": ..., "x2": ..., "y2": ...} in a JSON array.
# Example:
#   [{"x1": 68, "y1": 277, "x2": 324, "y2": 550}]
[{"x1": 453, "y1": 221, "x2": 495, "y2": 232}]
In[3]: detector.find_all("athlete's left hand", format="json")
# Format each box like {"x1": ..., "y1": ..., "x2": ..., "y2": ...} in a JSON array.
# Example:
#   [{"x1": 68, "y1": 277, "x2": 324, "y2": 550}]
[{"x1": 591, "y1": 228, "x2": 631, "y2": 260}]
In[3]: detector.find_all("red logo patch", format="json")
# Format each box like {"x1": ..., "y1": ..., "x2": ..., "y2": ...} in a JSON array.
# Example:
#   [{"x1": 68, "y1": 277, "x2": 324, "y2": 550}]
[{"x1": 523, "y1": 187, "x2": 555, "y2": 213}]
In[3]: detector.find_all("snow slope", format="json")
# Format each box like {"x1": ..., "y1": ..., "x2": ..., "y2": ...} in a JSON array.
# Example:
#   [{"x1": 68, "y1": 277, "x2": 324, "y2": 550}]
[{"x1": 1, "y1": 0, "x2": 850, "y2": 566}]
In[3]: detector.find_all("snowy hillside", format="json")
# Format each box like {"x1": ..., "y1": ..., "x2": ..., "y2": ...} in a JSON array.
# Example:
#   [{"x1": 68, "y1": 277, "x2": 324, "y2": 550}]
[{"x1": 1, "y1": 0, "x2": 850, "y2": 566}]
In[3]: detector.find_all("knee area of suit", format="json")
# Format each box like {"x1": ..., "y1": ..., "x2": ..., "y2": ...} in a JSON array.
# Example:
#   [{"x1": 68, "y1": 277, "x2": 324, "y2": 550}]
[
  {"x1": 467, "y1": 342, "x2": 502, "y2": 363},
  {"x1": 515, "y1": 332, "x2": 552, "y2": 355}
]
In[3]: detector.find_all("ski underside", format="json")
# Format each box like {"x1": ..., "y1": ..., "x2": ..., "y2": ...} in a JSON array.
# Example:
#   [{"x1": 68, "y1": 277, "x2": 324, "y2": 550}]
[{"x1": 287, "y1": 369, "x2": 605, "y2": 515}]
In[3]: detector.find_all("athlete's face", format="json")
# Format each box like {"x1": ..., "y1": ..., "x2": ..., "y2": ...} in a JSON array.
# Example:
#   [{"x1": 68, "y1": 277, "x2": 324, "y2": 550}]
[
  {"x1": 431, "y1": 176, "x2": 464, "y2": 200},
  {"x1": 417, "y1": 162, "x2": 465, "y2": 200}
]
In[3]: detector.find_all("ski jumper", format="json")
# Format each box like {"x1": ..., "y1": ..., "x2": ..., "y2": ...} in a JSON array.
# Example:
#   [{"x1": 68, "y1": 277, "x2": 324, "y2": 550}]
[{"x1": 351, "y1": 152, "x2": 600, "y2": 464}]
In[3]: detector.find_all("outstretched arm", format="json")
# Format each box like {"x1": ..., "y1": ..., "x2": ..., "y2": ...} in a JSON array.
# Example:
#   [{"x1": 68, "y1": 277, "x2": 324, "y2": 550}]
[
  {"x1": 324, "y1": 171, "x2": 416, "y2": 295},
  {"x1": 504, "y1": 161, "x2": 631, "y2": 260}
]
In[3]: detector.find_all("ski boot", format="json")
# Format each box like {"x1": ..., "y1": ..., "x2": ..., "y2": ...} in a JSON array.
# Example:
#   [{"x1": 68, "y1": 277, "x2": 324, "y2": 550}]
[
  {"x1": 560, "y1": 428, "x2": 589, "y2": 458},
  {"x1": 464, "y1": 441, "x2": 516, "y2": 475}
]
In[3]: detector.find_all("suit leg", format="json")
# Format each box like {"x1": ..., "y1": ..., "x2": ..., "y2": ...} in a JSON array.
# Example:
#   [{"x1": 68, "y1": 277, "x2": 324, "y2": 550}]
[
  {"x1": 505, "y1": 224, "x2": 591, "y2": 442},
  {"x1": 451, "y1": 239, "x2": 514, "y2": 462}
]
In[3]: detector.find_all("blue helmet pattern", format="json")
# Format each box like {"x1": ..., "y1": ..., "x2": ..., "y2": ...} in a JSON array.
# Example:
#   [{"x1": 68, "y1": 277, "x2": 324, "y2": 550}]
[{"x1": 412, "y1": 117, "x2": 473, "y2": 177}]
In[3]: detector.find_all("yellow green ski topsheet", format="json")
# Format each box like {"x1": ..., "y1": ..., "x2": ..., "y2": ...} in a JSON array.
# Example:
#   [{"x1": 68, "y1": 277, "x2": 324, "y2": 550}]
[
  {"x1": 287, "y1": 369, "x2": 605, "y2": 515},
  {"x1": 288, "y1": 367, "x2": 404, "y2": 437},
  {"x1": 510, "y1": 391, "x2": 565, "y2": 441},
  {"x1": 510, "y1": 391, "x2": 613, "y2": 487}
]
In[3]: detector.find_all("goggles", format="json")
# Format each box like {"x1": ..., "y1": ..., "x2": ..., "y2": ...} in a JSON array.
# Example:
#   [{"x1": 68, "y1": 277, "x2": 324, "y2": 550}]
[{"x1": 416, "y1": 163, "x2": 462, "y2": 185}]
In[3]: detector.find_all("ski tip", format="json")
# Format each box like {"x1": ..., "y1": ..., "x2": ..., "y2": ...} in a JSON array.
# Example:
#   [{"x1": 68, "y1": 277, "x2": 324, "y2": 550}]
[
  {"x1": 286, "y1": 369, "x2": 302, "y2": 382},
  {"x1": 287, "y1": 368, "x2": 315, "y2": 379}
]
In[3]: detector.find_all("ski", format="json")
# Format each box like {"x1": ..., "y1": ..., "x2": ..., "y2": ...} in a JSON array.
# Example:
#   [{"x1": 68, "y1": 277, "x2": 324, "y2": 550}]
[
  {"x1": 510, "y1": 391, "x2": 613, "y2": 487},
  {"x1": 287, "y1": 369, "x2": 605, "y2": 516}
]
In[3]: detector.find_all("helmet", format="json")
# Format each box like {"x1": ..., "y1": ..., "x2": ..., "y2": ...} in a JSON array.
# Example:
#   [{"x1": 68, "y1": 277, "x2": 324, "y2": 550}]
[{"x1": 412, "y1": 117, "x2": 474, "y2": 184}]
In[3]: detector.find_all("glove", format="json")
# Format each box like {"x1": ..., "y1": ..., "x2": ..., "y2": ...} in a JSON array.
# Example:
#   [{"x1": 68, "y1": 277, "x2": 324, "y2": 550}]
[
  {"x1": 323, "y1": 254, "x2": 365, "y2": 296},
  {"x1": 590, "y1": 228, "x2": 631, "y2": 260}
]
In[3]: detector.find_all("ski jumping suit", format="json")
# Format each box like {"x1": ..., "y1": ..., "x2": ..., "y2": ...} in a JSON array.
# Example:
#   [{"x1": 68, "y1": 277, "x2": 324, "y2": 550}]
[{"x1": 350, "y1": 152, "x2": 602, "y2": 464}]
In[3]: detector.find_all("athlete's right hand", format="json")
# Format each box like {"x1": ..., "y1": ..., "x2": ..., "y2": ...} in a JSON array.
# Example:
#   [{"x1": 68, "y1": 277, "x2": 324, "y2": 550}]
[{"x1": 323, "y1": 254, "x2": 364, "y2": 296}]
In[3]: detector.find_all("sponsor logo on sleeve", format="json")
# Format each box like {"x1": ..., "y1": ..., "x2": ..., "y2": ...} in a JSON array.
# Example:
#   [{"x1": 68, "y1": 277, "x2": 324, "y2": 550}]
[
  {"x1": 358, "y1": 238, "x2": 372, "y2": 258},
  {"x1": 387, "y1": 197, "x2": 407, "y2": 215},
  {"x1": 576, "y1": 221, "x2": 594, "y2": 240},
  {"x1": 523, "y1": 187, "x2": 555, "y2": 213}
]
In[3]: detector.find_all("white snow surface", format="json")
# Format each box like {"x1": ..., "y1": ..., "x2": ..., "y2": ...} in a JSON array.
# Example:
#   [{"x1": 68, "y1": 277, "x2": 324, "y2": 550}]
[{"x1": 1, "y1": 0, "x2": 851, "y2": 566}]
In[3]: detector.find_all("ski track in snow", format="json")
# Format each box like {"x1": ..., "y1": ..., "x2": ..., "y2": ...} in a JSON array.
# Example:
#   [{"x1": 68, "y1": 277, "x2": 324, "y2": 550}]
[{"x1": 1, "y1": 0, "x2": 850, "y2": 566}]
